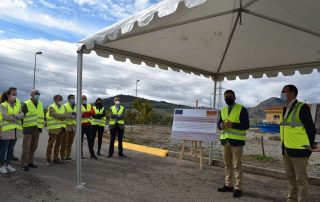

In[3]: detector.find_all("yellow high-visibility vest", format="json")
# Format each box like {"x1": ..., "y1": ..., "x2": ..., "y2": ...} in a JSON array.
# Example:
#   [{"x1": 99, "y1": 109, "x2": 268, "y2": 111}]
[
  {"x1": 1, "y1": 101, "x2": 23, "y2": 132},
  {"x1": 280, "y1": 102, "x2": 309, "y2": 149},
  {"x1": 22, "y1": 99, "x2": 44, "y2": 128},
  {"x1": 81, "y1": 104, "x2": 92, "y2": 123},
  {"x1": 46, "y1": 103, "x2": 66, "y2": 129},
  {"x1": 0, "y1": 112, "x2": 2, "y2": 131},
  {"x1": 109, "y1": 105, "x2": 124, "y2": 125},
  {"x1": 91, "y1": 106, "x2": 106, "y2": 127},
  {"x1": 220, "y1": 104, "x2": 247, "y2": 141},
  {"x1": 64, "y1": 102, "x2": 76, "y2": 125}
]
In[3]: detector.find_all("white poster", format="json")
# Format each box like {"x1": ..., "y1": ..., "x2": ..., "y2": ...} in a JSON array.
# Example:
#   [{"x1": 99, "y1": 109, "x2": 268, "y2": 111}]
[
  {"x1": 171, "y1": 109, "x2": 218, "y2": 142},
  {"x1": 313, "y1": 104, "x2": 320, "y2": 142}
]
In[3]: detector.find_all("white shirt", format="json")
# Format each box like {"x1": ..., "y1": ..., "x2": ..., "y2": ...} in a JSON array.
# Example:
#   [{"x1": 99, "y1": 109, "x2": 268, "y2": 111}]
[{"x1": 284, "y1": 98, "x2": 297, "y2": 119}]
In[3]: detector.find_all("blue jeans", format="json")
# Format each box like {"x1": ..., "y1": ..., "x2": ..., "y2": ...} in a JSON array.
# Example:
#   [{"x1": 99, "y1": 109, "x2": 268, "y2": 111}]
[{"x1": 0, "y1": 139, "x2": 17, "y2": 165}]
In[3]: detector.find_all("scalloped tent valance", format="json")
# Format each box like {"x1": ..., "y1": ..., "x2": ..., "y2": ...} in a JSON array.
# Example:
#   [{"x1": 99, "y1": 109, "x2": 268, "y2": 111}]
[
  {"x1": 73, "y1": 0, "x2": 320, "y2": 185},
  {"x1": 79, "y1": 0, "x2": 320, "y2": 81}
]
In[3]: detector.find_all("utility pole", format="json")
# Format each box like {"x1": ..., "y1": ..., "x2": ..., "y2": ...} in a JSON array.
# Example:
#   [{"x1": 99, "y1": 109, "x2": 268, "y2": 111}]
[
  {"x1": 136, "y1": 80, "x2": 140, "y2": 97},
  {"x1": 33, "y1": 51, "x2": 42, "y2": 89}
]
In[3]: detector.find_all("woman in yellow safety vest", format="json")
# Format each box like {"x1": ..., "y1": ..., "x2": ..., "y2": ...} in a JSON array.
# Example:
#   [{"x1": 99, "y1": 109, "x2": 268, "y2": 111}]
[
  {"x1": 91, "y1": 98, "x2": 106, "y2": 156},
  {"x1": 0, "y1": 87, "x2": 24, "y2": 174}
]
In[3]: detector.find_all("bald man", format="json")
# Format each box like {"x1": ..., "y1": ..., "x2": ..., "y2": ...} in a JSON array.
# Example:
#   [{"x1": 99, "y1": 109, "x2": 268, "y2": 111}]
[{"x1": 21, "y1": 90, "x2": 44, "y2": 171}]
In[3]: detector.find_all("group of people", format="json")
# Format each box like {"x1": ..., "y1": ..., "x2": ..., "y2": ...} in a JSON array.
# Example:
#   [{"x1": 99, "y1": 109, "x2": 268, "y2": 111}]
[
  {"x1": 217, "y1": 84, "x2": 317, "y2": 202},
  {"x1": 0, "y1": 87, "x2": 126, "y2": 173},
  {"x1": 0, "y1": 84, "x2": 318, "y2": 201}
]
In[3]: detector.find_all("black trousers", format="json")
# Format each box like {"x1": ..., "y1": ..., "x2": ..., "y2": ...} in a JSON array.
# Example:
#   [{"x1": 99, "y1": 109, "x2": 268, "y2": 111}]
[
  {"x1": 81, "y1": 125, "x2": 95, "y2": 157},
  {"x1": 92, "y1": 125, "x2": 104, "y2": 152},
  {"x1": 109, "y1": 125, "x2": 124, "y2": 156}
]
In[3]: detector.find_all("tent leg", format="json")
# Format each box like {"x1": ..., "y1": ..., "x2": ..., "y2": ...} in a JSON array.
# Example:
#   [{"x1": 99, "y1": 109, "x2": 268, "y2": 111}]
[
  {"x1": 209, "y1": 80, "x2": 218, "y2": 166},
  {"x1": 76, "y1": 51, "x2": 84, "y2": 188}
]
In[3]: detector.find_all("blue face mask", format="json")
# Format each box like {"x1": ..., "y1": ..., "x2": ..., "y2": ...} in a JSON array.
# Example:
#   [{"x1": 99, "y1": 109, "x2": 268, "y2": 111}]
[
  {"x1": 34, "y1": 95, "x2": 40, "y2": 101},
  {"x1": 69, "y1": 99, "x2": 75, "y2": 104},
  {"x1": 83, "y1": 100, "x2": 87, "y2": 104},
  {"x1": 280, "y1": 93, "x2": 288, "y2": 103}
]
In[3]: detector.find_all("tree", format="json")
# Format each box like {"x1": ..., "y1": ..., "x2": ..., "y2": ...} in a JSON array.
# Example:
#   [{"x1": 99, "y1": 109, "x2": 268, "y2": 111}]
[
  {"x1": 149, "y1": 111, "x2": 161, "y2": 128},
  {"x1": 125, "y1": 109, "x2": 137, "y2": 132},
  {"x1": 133, "y1": 99, "x2": 154, "y2": 130}
]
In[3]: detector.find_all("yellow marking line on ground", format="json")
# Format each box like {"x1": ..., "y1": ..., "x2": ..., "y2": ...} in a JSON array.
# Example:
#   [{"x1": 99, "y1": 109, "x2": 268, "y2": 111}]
[{"x1": 103, "y1": 139, "x2": 168, "y2": 157}]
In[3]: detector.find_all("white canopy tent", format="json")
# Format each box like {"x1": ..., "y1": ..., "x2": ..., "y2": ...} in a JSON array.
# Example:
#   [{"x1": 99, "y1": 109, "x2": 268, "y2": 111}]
[{"x1": 75, "y1": 0, "x2": 320, "y2": 186}]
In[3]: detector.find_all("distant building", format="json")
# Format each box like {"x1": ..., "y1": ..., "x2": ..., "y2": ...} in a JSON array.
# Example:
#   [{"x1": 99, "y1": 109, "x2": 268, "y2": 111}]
[{"x1": 263, "y1": 105, "x2": 283, "y2": 124}]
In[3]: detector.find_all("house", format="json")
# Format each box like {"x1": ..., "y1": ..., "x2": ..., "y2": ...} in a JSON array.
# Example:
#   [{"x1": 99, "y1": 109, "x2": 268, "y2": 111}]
[{"x1": 263, "y1": 105, "x2": 283, "y2": 124}]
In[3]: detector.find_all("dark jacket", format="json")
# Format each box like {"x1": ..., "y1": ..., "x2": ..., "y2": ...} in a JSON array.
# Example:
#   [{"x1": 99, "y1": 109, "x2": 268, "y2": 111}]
[
  {"x1": 217, "y1": 104, "x2": 250, "y2": 146},
  {"x1": 282, "y1": 100, "x2": 316, "y2": 157}
]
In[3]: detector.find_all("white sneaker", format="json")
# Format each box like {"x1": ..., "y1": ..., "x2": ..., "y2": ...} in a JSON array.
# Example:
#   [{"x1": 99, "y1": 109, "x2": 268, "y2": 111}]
[
  {"x1": 0, "y1": 166, "x2": 8, "y2": 174},
  {"x1": 6, "y1": 165, "x2": 16, "y2": 172}
]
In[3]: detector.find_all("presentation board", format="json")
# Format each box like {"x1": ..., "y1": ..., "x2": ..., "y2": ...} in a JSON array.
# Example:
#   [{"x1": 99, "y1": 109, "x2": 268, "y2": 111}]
[
  {"x1": 312, "y1": 104, "x2": 320, "y2": 142},
  {"x1": 171, "y1": 109, "x2": 219, "y2": 142}
]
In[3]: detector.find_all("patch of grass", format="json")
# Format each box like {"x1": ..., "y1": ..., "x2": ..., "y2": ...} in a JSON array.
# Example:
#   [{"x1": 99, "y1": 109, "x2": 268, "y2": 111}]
[
  {"x1": 246, "y1": 154, "x2": 276, "y2": 162},
  {"x1": 268, "y1": 136, "x2": 281, "y2": 141}
]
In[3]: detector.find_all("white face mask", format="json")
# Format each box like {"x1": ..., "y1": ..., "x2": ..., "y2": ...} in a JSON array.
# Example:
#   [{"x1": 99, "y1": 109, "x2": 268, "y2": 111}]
[
  {"x1": 69, "y1": 99, "x2": 75, "y2": 104},
  {"x1": 58, "y1": 101, "x2": 63, "y2": 106},
  {"x1": 115, "y1": 101, "x2": 120, "y2": 105}
]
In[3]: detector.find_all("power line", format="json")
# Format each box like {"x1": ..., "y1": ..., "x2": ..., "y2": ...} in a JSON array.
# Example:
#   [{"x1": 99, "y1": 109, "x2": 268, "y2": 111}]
[
  {"x1": 0, "y1": 20, "x2": 79, "y2": 44},
  {"x1": 0, "y1": 49, "x2": 210, "y2": 86}
]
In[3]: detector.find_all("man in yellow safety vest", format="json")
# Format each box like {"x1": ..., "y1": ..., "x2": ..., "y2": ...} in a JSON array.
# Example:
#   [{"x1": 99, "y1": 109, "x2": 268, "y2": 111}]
[
  {"x1": 21, "y1": 89, "x2": 44, "y2": 171},
  {"x1": 61, "y1": 94, "x2": 77, "y2": 161},
  {"x1": 280, "y1": 84, "x2": 316, "y2": 202},
  {"x1": 108, "y1": 96, "x2": 126, "y2": 158},
  {"x1": 81, "y1": 95, "x2": 96, "y2": 159},
  {"x1": 45, "y1": 95, "x2": 69, "y2": 166},
  {"x1": 217, "y1": 90, "x2": 249, "y2": 198}
]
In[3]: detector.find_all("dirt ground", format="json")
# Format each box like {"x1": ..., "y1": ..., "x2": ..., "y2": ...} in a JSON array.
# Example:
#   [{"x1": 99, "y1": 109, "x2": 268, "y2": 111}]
[
  {"x1": 1, "y1": 128, "x2": 320, "y2": 202},
  {"x1": 124, "y1": 125, "x2": 320, "y2": 177}
]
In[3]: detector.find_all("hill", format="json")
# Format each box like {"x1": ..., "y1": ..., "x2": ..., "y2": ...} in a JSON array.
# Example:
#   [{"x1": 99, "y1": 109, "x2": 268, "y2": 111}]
[
  {"x1": 248, "y1": 97, "x2": 284, "y2": 125},
  {"x1": 101, "y1": 95, "x2": 192, "y2": 113}
]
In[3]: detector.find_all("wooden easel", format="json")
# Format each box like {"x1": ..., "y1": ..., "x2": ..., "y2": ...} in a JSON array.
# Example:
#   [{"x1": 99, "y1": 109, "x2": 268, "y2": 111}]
[
  {"x1": 178, "y1": 140, "x2": 203, "y2": 169},
  {"x1": 177, "y1": 100, "x2": 204, "y2": 169}
]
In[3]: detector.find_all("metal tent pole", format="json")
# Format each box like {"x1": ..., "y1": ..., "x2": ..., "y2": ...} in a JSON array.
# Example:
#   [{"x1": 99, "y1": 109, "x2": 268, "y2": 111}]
[
  {"x1": 208, "y1": 80, "x2": 218, "y2": 165},
  {"x1": 76, "y1": 50, "x2": 84, "y2": 188}
]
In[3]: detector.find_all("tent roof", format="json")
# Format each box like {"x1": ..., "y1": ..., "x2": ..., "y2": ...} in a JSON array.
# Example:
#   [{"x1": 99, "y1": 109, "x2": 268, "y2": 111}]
[{"x1": 80, "y1": 0, "x2": 320, "y2": 81}]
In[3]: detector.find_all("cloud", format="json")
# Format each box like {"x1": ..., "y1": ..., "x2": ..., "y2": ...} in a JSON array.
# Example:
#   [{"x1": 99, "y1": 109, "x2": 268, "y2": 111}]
[
  {"x1": 134, "y1": 0, "x2": 151, "y2": 10},
  {"x1": 0, "y1": 38, "x2": 319, "y2": 109},
  {"x1": 38, "y1": 0, "x2": 58, "y2": 9},
  {"x1": 0, "y1": 0, "x2": 94, "y2": 35},
  {"x1": 73, "y1": 0, "x2": 98, "y2": 6},
  {"x1": 73, "y1": 0, "x2": 155, "y2": 21},
  {"x1": 0, "y1": 38, "x2": 214, "y2": 107}
]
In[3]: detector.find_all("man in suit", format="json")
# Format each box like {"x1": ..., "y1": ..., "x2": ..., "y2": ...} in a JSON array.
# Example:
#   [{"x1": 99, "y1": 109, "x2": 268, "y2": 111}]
[
  {"x1": 280, "y1": 84, "x2": 316, "y2": 202},
  {"x1": 108, "y1": 97, "x2": 125, "y2": 158},
  {"x1": 217, "y1": 90, "x2": 249, "y2": 198}
]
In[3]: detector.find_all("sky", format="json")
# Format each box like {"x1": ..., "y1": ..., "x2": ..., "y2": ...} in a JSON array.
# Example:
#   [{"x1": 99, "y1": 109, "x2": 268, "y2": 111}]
[{"x1": 0, "y1": 0, "x2": 319, "y2": 108}]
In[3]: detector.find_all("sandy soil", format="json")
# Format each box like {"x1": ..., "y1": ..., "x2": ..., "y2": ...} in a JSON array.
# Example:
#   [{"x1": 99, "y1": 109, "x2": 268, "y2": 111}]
[{"x1": 123, "y1": 125, "x2": 320, "y2": 177}]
